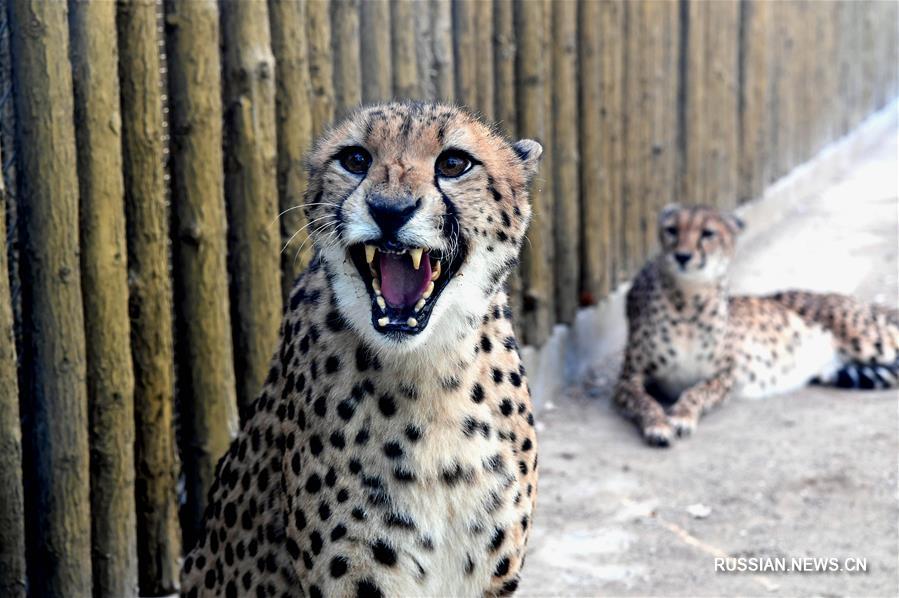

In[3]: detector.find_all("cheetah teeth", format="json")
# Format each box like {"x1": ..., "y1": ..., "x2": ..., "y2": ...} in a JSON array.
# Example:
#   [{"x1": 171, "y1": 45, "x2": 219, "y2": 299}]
[
  {"x1": 409, "y1": 248, "x2": 423, "y2": 270},
  {"x1": 414, "y1": 298, "x2": 425, "y2": 312},
  {"x1": 377, "y1": 316, "x2": 389, "y2": 327},
  {"x1": 365, "y1": 244, "x2": 377, "y2": 264},
  {"x1": 376, "y1": 296, "x2": 386, "y2": 311},
  {"x1": 431, "y1": 260, "x2": 441, "y2": 280},
  {"x1": 407, "y1": 317, "x2": 418, "y2": 327},
  {"x1": 422, "y1": 281, "x2": 434, "y2": 299}
]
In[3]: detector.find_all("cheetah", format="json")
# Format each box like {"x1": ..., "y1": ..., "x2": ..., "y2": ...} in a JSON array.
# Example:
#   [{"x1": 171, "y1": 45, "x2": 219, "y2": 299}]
[
  {"x1": 181, "y1": 101, "x2": 542, "y2": 597},
  {"x1": 614, "y1": 204, "x2": 899, "y2": 447}
]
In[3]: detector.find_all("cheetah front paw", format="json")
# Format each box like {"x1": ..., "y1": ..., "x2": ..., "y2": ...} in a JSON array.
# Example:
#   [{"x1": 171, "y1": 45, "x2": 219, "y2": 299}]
[
  {"x1": 668, "y1": 411, "x2": 699, "y2": 438},
  {"x1": 642, "y1": 421, "x2": 675, "y2": 447}
]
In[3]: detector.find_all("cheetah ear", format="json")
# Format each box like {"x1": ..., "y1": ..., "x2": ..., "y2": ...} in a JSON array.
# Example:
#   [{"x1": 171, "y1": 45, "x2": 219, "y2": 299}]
[
  {"x1": 725, "y1": 213, "x2": 746, "y2": 234},
  {"x1": 512, "y1": 139, "x2": 543, "y2": 181},
  {"x1": 659, "y1": 203, "x2": 681, "y2": 223}
]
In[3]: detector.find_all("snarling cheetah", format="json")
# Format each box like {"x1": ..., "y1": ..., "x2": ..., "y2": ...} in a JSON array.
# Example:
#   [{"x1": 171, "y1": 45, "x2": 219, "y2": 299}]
[
  {"x1": 181, "y1": 102, "x2": 542, "y2": 597},
  {"x1": 614, "y1": 204, "x2": 899, "y2": 447}
]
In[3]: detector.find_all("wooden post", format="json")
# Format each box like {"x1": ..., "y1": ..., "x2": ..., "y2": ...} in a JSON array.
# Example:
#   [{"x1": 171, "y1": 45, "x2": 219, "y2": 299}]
[
  {"x1": 597, "y1": 0, "x2": 625, "y2": 288},
  {"x1": 622, "y1": 0, "x2": 648, "y2": 274},
  {"x1": 332, "y1": 0, "x2": 362, "y2": 119},
  {"x1": 578, "y1": 0, "x2": 608, "y2": 301},
  {"x1": 494, "y1": 0, "x2": 520, "y2": 328},
  {"x1": 164, "y1": 0, "x2": 239, "y2": 542},
  {"x1": 9, "y1": 0, "x2": 92, "y2": 594},
  {"x1": 222, "y1": 0, "x2": 284, "y2": 417},
  {"x1": 645, "y1": 0, "x2": 679, "y2": 245},
  {"x1": 551, "y1": 0, "x2": 579, "y2": 324},
  {"x1": 360, "y1": 0, "x2": 393, "y2": 103},
  {"x1": 414, "y1": 0, "x2": 435, "y2": 100},
  {"x1": 308, "y1": 0, "x2": 335, "y2": 136},
  {"x1": 515, "y1": 0, "x2": 551, "y2": 346},
  {"x1": 771, "y1": 1, "x2": 796, "y2": 180},
  {"x1": 0, "y1": 144, "x2": 24, "y2": 598},
  {"x1": 453, "y1": 0, "x2": 477, "y2": 109},
  {"x1": 475, "y1": 0, "x2": 495, "y2": 120},
  {"x1": 0, "y1": 0, "x2": 22, "y2": 355},
  {"x1": 431, "y1": 0, "x2": 455, "y2": 102},
  {"x1": 391, "y1": 0, "x2": 418, "y2": 99},
  {"x1": 116, "y1": 1, "x2": 181, "y2": 592},
  {"x1": 69, "y1": 2, "x2": 138, "y2": 595},
  {"x1": 270, "y1": 0, "x2": 316, "y2": 293},
  {"x1": 738, "y1": 0, "x2": 771, "y2": 203},
  {"x1": 682, "y1": 0, "x2": 739, "y2": 209},
  {"x1": 494, "y1": 0, "x2": 516, "y2": 136}
]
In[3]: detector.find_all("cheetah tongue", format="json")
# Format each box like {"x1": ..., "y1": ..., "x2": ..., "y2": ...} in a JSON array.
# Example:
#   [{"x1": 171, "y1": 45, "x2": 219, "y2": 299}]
[{"x1": 380, "y1": 251, "x2": 432, "y2": 309}]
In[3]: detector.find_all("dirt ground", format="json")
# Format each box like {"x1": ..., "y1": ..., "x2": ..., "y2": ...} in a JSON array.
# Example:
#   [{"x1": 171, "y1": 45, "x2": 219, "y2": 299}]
[{"x1": 519, "y1": 130, "x2": 899, "y2": 597}]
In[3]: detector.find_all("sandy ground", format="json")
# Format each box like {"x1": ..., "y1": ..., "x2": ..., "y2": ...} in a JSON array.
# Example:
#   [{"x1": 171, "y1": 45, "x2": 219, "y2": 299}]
[{"x1": 519, "y1": 130, "x2": 899, "y2": 597}]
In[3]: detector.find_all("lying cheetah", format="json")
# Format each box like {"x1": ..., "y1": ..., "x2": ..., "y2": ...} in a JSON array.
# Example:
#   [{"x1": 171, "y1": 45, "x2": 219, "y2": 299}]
[
  {"x1": 182, "y1": 102, "x2": 542, "y2": 597},
  {"x1": 614, "y1": 204, "x2": 899, "y2": 447}
]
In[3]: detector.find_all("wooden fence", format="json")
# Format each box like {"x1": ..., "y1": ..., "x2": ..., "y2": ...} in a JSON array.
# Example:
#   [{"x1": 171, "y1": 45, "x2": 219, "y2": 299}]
[{"x1": 0, "y1": 0, "x2": 896, "y2": 596}]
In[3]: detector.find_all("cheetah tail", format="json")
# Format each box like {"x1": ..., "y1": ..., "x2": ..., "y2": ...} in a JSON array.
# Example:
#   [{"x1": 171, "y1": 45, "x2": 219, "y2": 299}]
[{"x1": 815, "y1": 359, "x2": 899, "y2": 390}]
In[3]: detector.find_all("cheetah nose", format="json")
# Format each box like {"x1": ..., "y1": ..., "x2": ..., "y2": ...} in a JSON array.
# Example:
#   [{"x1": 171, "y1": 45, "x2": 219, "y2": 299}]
[
  {"x1": 674, "y1": 252, "x2": 692, "y2": 267},
  {"x1": 367, "y1": 194, "x2": 421, "y2": 240}
]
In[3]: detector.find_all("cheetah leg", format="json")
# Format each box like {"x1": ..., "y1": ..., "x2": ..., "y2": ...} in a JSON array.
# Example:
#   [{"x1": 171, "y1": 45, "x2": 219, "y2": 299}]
[
  {"x1": 614, "y1": 375, "x2": 674, "y2": 447},
  {"x1": 668, "y1": 369, "x2": 735, "y2": 438}
]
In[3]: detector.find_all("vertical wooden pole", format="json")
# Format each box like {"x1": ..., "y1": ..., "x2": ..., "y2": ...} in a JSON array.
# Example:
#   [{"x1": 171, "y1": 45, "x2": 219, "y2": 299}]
[
  {"x1": 414, "y1": 0, "x2": 436, "y2": 100},
  {"x1": 494, "y1": 0, "x2": 521, "y2": 328},
  {"x1": 116, "y1": 1, "x2": 181, "y2": 592},
  {"x1": 0, "y1": 143, "x2": 24, "y2": 598},
  {"x1": 541, "y1": 0, "x2": 555, "y2": 319},
  {"x1": 494, "y1": 0, "x2": 517, "y2": 136},
  {"x1": 360, "y1": 0, "x2": 393, "y2": 103},
  {"x1": 682, "y1": 0, "x2": 739, "y2": 209},
  {"x1": 308, "y1": 0, "x2": 335, "y2": 136},
  {"x1": 221, "y1": 0, "x2": 284, "y2": 417},
  {"x1": 475, "y1": 0, "x2": 494, "y2": 120},
  {"x1": 623, "y1": 0, "x2": 648, "y2": 273},
  {"x1": 269, "y1": 0, "x2": 316, "y2": 292},
  {"x1": 646, "y1": 0, "x2": 679, "y2": 240},
  {"x1": 431, "y1": 0, "x2": 455, "y2": 102},
  {"x1": 453, "y1": 0, "x2": 477, "y2": 109},
  {"x1": 69, "y1": 2, "x2": 138, "y2": 595},
  {"x1": 772, "y1": 1, "x2": 796, "y2": 179},
  {"x1": 738, "y1": 0, "x2": 771, "y2": 203},
  {"x1": 551, "y1": 0, "x2": 579, "y2": 324},
  {"x1": 598, "y1": 0, "x2": 625, "y2": 288},
  {"x1": 578, "y1": 0, "x2": 604, "y2": 303},
  {"x1": 331, "y1": 0, "x2": 362, "y2": 119},
  {"x1": 164, "y1": 0, "x2": 239, "y2": 542},
  {"x1": 9, "y1": 0, "x2": 92, "y2": 594},
  {"x1": 392, "y1": 0, "x2": 419, "y2": 99},
  {"x1": 0, "y1": 0, "x2": 22, "y2": 357},
  {"x1": 515, "y1": 0, "x2": 551, "y2": 346}
]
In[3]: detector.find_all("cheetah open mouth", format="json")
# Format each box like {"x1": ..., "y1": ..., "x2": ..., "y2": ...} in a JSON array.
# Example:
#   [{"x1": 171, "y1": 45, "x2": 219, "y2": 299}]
[{"x1": 348, "y1": 241, "x2": 466, "y2": 335}]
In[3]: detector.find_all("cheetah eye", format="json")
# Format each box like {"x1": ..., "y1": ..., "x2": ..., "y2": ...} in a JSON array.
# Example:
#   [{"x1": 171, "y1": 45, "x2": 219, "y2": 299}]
[
  {"x1": 336, "y1": 146, "x2": 372, "y2": 176},
  {"x1": 435, "y1": 149, "x2": 474, "y2": 179},
  {"x1": 664, "y1": 225, "x2": 678, "y2": 237},
  {"x1": 701, "y1": 228, "x2": 716, "y2": 239}
]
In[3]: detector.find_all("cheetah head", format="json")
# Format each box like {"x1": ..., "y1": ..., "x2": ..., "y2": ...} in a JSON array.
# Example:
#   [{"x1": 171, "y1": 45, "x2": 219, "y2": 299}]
[
  {"x1": 657, "y1": 204, "x2": 744, "y2": 283},
  {"x1": 302, "y1": 102, "x2": 542, "y2": 353}
]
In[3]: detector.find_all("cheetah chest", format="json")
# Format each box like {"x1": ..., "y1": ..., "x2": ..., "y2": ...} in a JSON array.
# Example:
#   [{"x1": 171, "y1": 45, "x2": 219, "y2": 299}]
[{"x1": 645, "y1": 317, "x2": 724, "y2": 399}]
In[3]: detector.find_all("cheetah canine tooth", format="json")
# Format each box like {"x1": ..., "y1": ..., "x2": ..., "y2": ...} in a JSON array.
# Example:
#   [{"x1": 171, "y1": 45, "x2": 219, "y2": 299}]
[
  {"x1": 365, "y1": 244, "x2": 377, "y2": 264},
  {"x1": 409, "y1": 247, "x2": 423, "y2": 270}
]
